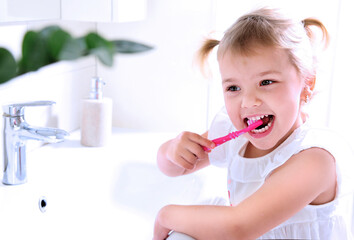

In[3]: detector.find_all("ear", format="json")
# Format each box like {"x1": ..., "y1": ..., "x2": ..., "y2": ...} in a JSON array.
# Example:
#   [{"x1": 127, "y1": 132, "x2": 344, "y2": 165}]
[
  {"x1": 306, "y1": 75, "x2": 316, "y2": 91},
  {"x1": 301, "y1": 75, "x2": 316, "y2": 103}
]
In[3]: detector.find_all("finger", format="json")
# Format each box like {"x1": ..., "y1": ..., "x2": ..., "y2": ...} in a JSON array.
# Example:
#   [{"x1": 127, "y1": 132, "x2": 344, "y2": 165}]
[
  {"x1": 177, "y1": 158, "x2": 195, "y2": 170},
  {"x1": 187, "y1": 142, "x2": 209, "y2": 159},
  {"x1": 179, "y1": 151, "x2": 198, "y2": 170},
  {"x1": 189, "y1": 133, "x2": 215, "y2": 150},
  {"x1": 181, "y1": 149, "x2": 198, "y2": 164},
  {"x1": 171, "y1": 152, "x2": 196, "y2": 170}
]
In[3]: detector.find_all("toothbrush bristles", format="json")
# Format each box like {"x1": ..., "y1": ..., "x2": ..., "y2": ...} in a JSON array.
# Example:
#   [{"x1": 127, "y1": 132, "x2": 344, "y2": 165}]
[{"x1": 247, "y1": 119, "x2": 255, "y2": 125}]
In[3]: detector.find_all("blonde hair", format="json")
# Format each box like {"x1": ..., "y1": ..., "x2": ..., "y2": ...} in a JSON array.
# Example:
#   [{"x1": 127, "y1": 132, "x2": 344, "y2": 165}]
[{"x1": 198, "y1": 7, "x2": 329, "y2": 92}]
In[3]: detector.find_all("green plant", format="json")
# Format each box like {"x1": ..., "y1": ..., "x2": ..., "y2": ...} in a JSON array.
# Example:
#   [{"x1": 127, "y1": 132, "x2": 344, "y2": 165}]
[{"x1": 0, "y1": 25, "x2": 153, "y2": 84}]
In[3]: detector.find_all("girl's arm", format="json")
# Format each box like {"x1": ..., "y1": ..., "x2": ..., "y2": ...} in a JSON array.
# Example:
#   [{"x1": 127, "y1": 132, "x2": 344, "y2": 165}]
[
  {"x1": 157, "y1": 131, "x2": 215, "y2": 177},
  {"x1": 154, "y1": 147, "x2": 336, "y2": 239}
]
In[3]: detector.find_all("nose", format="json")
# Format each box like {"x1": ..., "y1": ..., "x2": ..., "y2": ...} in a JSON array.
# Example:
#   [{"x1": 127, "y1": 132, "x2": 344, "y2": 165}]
[{"x1": 241, "y1": 91, "x2": 262, "y2": 109}]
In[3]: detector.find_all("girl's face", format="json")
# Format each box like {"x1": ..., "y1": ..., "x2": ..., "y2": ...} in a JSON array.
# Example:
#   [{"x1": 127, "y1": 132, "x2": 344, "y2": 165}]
[{"x1": 218, "y1": 45, "x2": 305, "y2": 156}]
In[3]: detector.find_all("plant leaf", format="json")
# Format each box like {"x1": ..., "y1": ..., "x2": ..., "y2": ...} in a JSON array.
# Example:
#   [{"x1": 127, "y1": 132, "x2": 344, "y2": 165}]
[
  {"x1": 39, "y1": 25, "x2": 62, "y2": 39},
  {"x1": 38, "y1": 25, "x2": 64, "y2": 62},
  {"x1": 47, "y1": 29, "x2": 72, "y2": 60},
  {"x1": 2, "y1": 25, "x2": 154, "y2": 81},
  {"x1": 18, "y1": 31, "x2": 52, "y2": 74},
  {"x1": 59, "y1": 37, "x2": 87, "y2": 60},
  {"x1": 112, "y1": 40, "x2": 153, "y2": 54},
  {"x1": 85, "y1": 33, "x2": 114, "y2": 66},
  {"x1": 0, "y1": 48, "x2": 17, "y2": 84},
  {"x1": 85, "y1": 32, "x2": 113, "y2": 49},
  {"x1": 89, "y1": 48, "x2": 114, "y2": 66}
]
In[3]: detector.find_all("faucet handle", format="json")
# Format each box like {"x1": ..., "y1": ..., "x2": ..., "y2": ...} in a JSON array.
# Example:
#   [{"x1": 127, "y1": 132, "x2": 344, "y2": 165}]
[{"x1": 3, "y1": 101, "x2": 55, "y2": 117}]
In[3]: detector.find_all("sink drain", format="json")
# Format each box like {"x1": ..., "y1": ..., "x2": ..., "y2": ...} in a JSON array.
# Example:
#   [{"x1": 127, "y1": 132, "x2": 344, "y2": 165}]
[{"x1": 38, "y1": 196, "x2": 48, "y2": 213}]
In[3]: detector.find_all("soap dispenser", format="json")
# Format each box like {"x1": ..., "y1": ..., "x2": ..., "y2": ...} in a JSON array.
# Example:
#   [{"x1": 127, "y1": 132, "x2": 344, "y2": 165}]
[{"x1": 81, "y1": 77, "x2": 112, "y2": 147}]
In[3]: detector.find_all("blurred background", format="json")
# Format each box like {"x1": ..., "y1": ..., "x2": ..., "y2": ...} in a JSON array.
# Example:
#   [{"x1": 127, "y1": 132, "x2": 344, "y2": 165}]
[{"x1": 0, "y1": 0, "x2": 353, "y2": 150}]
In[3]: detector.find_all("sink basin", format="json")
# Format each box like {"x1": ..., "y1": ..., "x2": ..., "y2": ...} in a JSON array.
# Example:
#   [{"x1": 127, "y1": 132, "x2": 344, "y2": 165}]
[{"x1": 0, "y1": 128, "x2": 227, "y2": 239}]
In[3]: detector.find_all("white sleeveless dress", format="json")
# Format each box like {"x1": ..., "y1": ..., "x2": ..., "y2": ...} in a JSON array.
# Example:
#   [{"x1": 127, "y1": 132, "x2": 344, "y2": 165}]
[{"x1": 208, "y1": 107, "x2": 354, "y2": 240}]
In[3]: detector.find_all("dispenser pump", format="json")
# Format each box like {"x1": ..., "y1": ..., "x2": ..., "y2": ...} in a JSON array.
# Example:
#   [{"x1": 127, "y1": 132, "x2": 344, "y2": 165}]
[{"x1": 89, "y1": 77, "x2": 105, "y2": 100}]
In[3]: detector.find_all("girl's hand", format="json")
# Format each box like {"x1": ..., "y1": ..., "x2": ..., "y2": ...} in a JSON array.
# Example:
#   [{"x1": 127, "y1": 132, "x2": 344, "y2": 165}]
[{"x1": 167, "y1": 131, "x2": 214, "y2": 171}]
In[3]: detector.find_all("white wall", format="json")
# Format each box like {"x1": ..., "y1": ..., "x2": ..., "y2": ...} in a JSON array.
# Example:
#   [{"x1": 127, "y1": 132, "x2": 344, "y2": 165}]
[
  {"x1": 97, "y1": 0, "x2": 214, "y2": 133},
  {"x1": 328, "y1": 0, "x2": 354, "y2": 150}
]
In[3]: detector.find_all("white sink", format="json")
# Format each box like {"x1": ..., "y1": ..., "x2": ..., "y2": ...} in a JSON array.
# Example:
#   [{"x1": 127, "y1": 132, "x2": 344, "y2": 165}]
[{"x1": 0, "y1": 128, "x2": 227, "y2": 240}]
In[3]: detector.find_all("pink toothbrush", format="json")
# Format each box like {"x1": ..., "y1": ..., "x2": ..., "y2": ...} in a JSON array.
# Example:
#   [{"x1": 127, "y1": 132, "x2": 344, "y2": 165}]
[{"x1": 203, "y1": 120, "x2": 263, "y2": 151}]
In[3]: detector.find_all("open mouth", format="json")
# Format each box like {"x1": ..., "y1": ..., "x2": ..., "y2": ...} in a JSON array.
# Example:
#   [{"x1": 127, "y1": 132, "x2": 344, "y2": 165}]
[{"x1": 244, "y1": 115, "x2": 274, "y2": 134}]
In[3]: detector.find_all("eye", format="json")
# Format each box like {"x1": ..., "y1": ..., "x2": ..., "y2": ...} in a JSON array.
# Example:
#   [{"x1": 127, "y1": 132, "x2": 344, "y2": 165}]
[
  {"x1": 226, "y1": 85, "x2": 241, "y2": 92},
  {"x1": 260, "y1": 80, "x2": 274, "y2": 86}
]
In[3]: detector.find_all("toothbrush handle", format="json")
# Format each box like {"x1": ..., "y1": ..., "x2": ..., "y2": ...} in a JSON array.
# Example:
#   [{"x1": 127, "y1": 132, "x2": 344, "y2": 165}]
[
  {"x1": 202, "y1": 133, "x2": 238, "y2": 151},
  {"x1": 211, "y1": 135, "x2": 234, "y2": 147},
  {"x1": 203, "y1": 120, "x2": 262, "y2": 151}
]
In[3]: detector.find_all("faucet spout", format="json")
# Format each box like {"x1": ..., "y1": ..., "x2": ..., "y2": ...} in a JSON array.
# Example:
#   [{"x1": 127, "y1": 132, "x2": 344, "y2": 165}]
[
  {"x1": 2, "y1": 101, "x2": 69, "y2": 185},
  {"x1": 20, "y1": 124, "x2": 69, "y2": 143}
]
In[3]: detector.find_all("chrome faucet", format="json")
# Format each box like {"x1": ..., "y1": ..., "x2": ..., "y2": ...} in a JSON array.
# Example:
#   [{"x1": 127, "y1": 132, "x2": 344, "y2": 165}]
[{"x1": 2, "y1": 101, "x2": 69, "y2": 185}]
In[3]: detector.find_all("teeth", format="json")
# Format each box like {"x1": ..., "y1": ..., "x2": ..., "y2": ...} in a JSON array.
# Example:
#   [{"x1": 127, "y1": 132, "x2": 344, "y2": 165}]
[
  {"x1": 246, "y1": 115, "x2": 268, "y2": 125},
  {"x1": 245, "y1": 115, "x2": 273, "y2": 134},
  {"x1": 251, "y1": 122, "x2": 272, "y2": 133}
]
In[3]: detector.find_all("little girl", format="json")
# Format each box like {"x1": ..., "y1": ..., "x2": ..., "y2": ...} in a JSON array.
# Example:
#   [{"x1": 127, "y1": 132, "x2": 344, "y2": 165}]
[{"x1": 154, "y1": 7, "x2": 354, "y2": 240}]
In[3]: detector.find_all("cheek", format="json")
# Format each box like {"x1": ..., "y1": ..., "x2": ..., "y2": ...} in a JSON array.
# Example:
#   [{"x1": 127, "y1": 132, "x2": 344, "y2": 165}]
[
  {"x1": 273, "y1": 84, "x2": 302, "y2": 106},
  {"x1": 224, "y1": 98, "x2": 243, "y2": 128},
  {"x1": 275, "y1": 89, "x2": 302, "y2": 121}
]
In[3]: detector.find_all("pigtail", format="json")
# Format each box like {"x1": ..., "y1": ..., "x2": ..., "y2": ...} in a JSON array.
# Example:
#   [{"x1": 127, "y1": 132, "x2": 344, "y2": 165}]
[
  {"x1": 301, "y1": 18, "x2": 329, "y2": 93},
  {"x1": 302, "y1": 18, "x2": 330, "y2": 49},
  {"x1": 196, "y1": 38, "x2": 220, "y2": 77}
]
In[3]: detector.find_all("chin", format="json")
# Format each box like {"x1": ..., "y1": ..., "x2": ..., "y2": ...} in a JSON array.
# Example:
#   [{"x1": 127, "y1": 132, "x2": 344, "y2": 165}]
[{"x1": 251, "y1": 140, "x2": 277, "y2": 151}]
